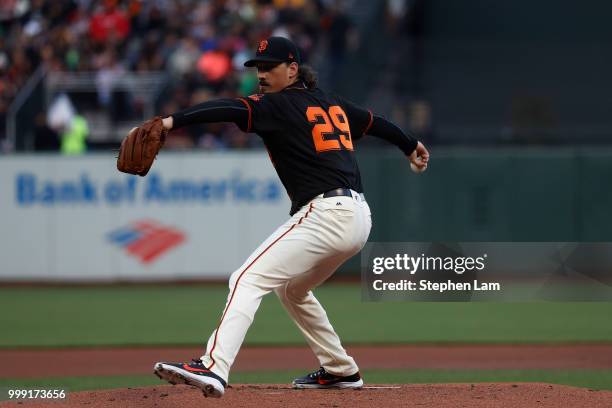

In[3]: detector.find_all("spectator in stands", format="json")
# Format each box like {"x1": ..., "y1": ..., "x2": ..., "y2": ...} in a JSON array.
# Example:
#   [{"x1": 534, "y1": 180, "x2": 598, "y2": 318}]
[
  {"x1": 89, "y1": 0, "x2": 130, "y2": 44},
  {"x1": 47, "y1": 93, "x2": 89, "y2": 155},
  {"x1": 1, "y1": 0, "x2": 342, "y2": 151}
]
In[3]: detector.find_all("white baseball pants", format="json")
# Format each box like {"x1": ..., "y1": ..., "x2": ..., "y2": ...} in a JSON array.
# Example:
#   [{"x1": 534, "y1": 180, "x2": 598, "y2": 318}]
[{"x1": 200, "y1": 190, "x2": 372, "y2": 383}]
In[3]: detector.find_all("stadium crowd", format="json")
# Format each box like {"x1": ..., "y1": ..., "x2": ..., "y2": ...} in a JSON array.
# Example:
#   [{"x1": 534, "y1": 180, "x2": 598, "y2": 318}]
[{"x1": 0, "y1": 0, "x2": 356, "y2": 151}]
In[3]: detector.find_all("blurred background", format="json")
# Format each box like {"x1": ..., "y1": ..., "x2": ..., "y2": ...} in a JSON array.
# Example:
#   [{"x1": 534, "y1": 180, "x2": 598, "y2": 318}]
[
  {"x1": 1, "y1": 0, "x2": 611, "y2": 275},
  {"x1": 3, "y1": 0, "x2": 612, "y2": 153},
  {"x1": 1, "y1": 0, "x2": 612, "y2": 396}
]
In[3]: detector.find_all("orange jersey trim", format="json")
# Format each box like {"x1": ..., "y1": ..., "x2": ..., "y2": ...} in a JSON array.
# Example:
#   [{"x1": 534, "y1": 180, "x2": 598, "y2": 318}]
[{"x1": 363, "y1": 110, "x2": 374, "y2": 136}]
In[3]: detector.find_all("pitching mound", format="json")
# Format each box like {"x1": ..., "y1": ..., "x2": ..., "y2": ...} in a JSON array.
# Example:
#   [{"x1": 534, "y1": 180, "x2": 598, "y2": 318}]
[{"x1": 3, "y1": 383, "x2": 611, "y2": 408}]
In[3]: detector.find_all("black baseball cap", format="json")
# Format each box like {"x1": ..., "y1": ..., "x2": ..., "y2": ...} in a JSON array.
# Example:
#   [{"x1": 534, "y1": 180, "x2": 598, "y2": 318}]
[{"x1": 244, "y1": 36, "x2": 301, "y2": 67}]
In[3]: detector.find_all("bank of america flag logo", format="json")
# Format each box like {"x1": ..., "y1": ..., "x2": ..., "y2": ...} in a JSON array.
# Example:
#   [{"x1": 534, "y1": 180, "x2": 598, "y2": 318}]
[{"x1": 108, "y1": 220, "x2": 186, "y2": 264}]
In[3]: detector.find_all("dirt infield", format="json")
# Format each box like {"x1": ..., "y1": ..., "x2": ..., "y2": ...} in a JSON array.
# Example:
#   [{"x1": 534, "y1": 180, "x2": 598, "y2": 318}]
[
  {"x1": 1, "y1": 344, "x2": 612, "y2": 379},
  {"x1": 2, "y1": 345, "x2": 612, "y2": 407},
  {"x1": 2, "y1": 383, "x2": 612, "y2": 408}
]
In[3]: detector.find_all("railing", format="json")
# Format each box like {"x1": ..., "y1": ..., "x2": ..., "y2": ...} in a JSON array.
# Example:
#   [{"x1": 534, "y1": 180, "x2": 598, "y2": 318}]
[
  {"x1": 45, "y1": 71, "x2": 167, "y2": 119},
  {"x1": 5, "y1": 69, "x2": 169, "y2": 152},
  {"x1": 45, "y1": 71, "x2": 169, "y2": 145},
  {"x1": 5, "y1": 65, "x2": 47, "y2": 151}
]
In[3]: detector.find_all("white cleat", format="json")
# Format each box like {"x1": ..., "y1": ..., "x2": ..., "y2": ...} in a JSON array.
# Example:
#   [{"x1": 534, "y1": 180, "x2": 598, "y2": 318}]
[{"x1": 154, "y1": 359, "x2": 226, "y2": 398}]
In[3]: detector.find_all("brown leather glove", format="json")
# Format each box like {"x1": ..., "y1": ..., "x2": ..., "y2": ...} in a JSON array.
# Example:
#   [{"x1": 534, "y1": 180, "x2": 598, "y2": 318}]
[{"x1": 117, "y1": 117, "x2": 167, "y2": 176}]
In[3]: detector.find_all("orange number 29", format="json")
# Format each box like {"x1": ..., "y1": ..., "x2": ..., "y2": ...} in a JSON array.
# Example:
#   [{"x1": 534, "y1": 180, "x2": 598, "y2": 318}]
[{"x1": 306, "y1": 106, "x2": 353, "y2": 153}]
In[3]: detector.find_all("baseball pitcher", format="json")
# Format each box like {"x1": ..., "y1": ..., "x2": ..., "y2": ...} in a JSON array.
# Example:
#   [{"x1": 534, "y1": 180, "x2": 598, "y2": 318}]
[{"x1": 118, "y1": 36, "x2": 429, "y2": 398}]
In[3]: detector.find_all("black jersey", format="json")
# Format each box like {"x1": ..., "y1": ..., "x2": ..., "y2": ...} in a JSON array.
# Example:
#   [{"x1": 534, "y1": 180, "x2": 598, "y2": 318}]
[
  {"x1": 170, "y1": 83, "x2": 417, "y2": 216},
  {"x1": 238, "y1": 84, "x2": 373, "y2": 215}
]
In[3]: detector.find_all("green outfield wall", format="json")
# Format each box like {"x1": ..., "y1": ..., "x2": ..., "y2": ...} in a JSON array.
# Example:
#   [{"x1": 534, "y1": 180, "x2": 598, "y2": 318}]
[{"x1": 357, "y1": 147, "x2": 612, "y2": 241}]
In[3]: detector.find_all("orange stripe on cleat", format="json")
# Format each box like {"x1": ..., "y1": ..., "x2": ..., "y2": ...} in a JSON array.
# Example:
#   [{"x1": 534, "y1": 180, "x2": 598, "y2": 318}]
[{"x1": 182, "y1": 364, "x2": 211, "y2": 373}]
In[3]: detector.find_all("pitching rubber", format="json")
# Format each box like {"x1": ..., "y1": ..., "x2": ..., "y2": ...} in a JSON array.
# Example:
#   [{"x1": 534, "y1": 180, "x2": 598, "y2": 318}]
[{"x1": 153, "y1": 362, "x2": 224, "y2": 398}]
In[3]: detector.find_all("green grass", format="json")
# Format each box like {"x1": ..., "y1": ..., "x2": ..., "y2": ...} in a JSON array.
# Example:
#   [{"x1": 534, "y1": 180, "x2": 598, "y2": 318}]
[
  {"x1": 1, "y1": 369, "x2": 611, "y2": 393},
  {"x1": 1, "y1": 284, "x2": 612, "y2": 347}
]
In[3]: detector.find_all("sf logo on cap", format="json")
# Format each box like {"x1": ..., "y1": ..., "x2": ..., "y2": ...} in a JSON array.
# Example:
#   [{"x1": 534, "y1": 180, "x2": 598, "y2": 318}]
[{"x1": 258, "y1": 40, "x2": 268, "y2": 53}]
